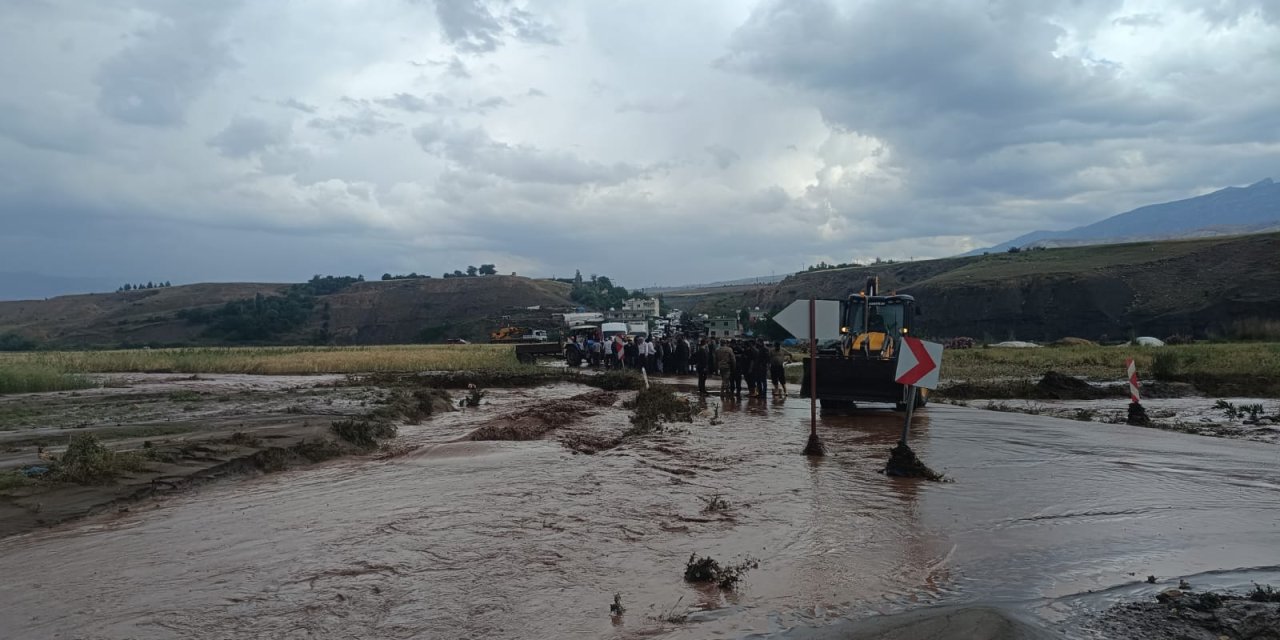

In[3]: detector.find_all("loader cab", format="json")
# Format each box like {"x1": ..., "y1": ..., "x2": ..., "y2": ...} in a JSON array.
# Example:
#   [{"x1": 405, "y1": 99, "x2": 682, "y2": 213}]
[{"x1": 840, "y1": 294, "x2": 918, "y2": 358}]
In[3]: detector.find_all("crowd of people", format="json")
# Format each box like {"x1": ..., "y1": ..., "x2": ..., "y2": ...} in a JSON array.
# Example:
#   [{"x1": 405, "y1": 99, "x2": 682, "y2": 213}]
[{"x1": 564, "y1": 334, "x2": 793, "y2": 397}]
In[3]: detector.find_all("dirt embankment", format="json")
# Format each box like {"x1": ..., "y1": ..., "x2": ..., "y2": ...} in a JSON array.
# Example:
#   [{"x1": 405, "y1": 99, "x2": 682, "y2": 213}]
[{"x1": 0, "y1": 375, "x2": 443, "y2": 538}]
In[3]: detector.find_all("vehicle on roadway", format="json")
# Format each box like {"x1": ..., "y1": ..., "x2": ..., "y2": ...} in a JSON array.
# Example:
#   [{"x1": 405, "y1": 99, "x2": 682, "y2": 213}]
[{"x1": 800, "y1": 276, "x2": 929, "y2": 413}]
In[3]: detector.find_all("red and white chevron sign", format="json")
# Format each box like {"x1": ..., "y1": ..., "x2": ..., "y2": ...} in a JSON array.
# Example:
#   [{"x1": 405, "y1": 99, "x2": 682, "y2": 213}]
[
  {"x1": 894, "y1": 337, "x2": 943, "y2": 390},
  {"x1": 1126, "y1": 358, "x2": 1141, "y2": 403}
]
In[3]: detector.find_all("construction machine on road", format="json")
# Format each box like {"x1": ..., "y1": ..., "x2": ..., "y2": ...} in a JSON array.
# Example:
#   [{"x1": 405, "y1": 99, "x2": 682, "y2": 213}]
[{"x1": 800, "y1": 276, "x2": 929, "y2": 413}]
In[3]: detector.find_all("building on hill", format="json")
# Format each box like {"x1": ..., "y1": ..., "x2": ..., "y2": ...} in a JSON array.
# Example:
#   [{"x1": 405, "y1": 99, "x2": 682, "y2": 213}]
[
  {"x1": 605, "y1": 297, "x2": 660, "y2": 323},
  {"x1": 707, "y1": 317, "x2": 741, "y2": 339}
]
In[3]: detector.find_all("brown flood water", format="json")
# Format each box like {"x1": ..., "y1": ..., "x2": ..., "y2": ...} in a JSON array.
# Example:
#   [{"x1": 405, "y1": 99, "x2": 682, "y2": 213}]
[{"x1": 1, "y1": 380, "x2": 1278, "y2": 639}]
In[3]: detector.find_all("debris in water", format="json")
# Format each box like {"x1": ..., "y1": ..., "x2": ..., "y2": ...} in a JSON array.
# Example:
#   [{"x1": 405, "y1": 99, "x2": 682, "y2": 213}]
[
  {"x1": 1127, "y1": 402, "x2": 1151, "y2": 426},
  {"x1": 1146, "y1": 575, "x2": 1157, "y2": 584},
  {"x1": 683, "y1": 553, "x2": 757, "y2": 590},
  {"x1": 610, "y1": 593, "x2": 625, "y2": 616},
  {"x1": 884, "y1": 441, "x2": 945, "y2": 481}
]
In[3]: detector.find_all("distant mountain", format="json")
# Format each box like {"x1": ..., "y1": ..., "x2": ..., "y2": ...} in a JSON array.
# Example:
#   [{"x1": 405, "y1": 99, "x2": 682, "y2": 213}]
[
  {"x1": 969, "y1": 178, "x2": 1280, "y2": 254},
  {"x1": 0, "y1": 272, "x2": 120, "y2": 301}
]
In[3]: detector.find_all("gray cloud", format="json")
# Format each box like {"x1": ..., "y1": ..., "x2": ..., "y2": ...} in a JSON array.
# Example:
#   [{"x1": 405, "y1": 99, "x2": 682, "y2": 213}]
[
  {"x1": 278, "y1": 98, "x2": 317, "y2": 113},
  {"x1": 705, "y1": 144, "x2": 739, "y2": 170},
  {"x1": 208, "y1": 116, "x2": 288, "y2": 158},
  {"x1": 94, "y1": 6, "x2": 237, "y2": 126},
  {"x1": 2, "y1": 0, "x2": 1279, "y2": 289},
  {"x1": 432, "y1": 0, "x2": 558, "y2": 53},
  {"x1": 376, "y1": 93, "x2": 434, "y2": 112},
  {"x1": 414, "y1": 121, "x2": 643, "y2": 186}
]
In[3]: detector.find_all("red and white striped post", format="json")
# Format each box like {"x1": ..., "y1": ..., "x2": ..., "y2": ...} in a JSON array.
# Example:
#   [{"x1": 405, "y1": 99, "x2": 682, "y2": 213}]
[
  {"x1": 1125, "y1": 357, "x2": 1150, "y2": 426},
  {"x1": 1125, "y1": 358, "x2": 1141, "y2": 403}
]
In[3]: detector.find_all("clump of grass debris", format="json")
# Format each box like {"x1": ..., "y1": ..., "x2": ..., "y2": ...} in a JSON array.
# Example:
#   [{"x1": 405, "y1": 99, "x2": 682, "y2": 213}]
[
  {"x1": 52, "y1": 433, "x2": 147, "y2": 484},
  {"x1": 330, "y1": 418, "x2": 397, "y2": 449},
  {"x1": 1214, "y1": 399, "x2": 1269, "y2": 422},
  {"x1": 623, "y1": 385, "x2": 692, "y2": 436},
  {"x1": 683, "y1": 553, "x2": 757, "y2": 590},
  {"x1": 460, "y1": 386, "x2": 487, "y2": 408},
  {"x1": 699, "y1": 493, "x2": 730, "y2": 513},
  {"x1": 378, "y1": 388, "x2": 451, "y2": 423},
  {"x1": 1249, "y1": 584, "x2": 1280, "y2": 603}
]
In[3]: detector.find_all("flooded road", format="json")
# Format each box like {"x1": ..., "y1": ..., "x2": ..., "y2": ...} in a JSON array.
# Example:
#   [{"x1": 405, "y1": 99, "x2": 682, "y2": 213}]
[{"x1": 1, "y1": 381, "x2": 1278, "y2": 639}]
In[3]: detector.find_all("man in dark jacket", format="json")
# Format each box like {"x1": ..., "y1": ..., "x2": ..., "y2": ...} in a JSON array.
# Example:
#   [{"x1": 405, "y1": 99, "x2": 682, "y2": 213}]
[
  {"x1": 695, "y1": 338, "x2": 711, "y2": 394},
  {"x1": 675, "y1": 336, "x2": 690, "y2": 375}
]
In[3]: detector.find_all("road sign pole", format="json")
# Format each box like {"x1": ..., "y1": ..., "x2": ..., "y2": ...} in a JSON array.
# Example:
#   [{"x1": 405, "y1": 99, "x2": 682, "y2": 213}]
[
  {"x1": 809, "y1": 298, "x2": 816, "y2": 435},
  {"x1": 899, "y1": 385, "x2": 918, "y2": 443},
  {"x1": 803, "y1": 298, "x2": 825, "y2": 456}
]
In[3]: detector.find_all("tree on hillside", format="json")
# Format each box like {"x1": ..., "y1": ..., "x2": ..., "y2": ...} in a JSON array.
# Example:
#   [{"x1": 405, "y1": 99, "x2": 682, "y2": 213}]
[
  {"x1": 574, "y1": 269, "x2": 583, "y2": 286},
  {"x1": 478, "y1": 264, "x2": 496, "y2": 275},
  {"x1": 466, "y1": 265, "x2": 478, "y2": 277}
]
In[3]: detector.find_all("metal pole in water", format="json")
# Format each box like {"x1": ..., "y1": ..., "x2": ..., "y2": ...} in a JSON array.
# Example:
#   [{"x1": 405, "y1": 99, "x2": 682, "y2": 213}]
[
  {"x1": 900, "y1": 385, "x2": 918, "y2": 443},
  {"x1": 809, "y1": 298, "x2": 817, "y2": 436}
]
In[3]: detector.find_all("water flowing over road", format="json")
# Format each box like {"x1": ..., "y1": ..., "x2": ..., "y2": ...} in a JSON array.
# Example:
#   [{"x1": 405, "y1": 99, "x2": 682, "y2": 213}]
[{"x1": 2, "y1": 384, "x2": 1277, "y2": 639}]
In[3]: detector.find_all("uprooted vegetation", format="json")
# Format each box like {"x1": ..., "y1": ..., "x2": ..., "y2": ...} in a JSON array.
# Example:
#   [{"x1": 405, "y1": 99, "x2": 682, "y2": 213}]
[
  {"x1": 51, "y1": 433, "x2": 148, "y2": 484},
  {"x1": 683, "y1": 553, "x2": 757, "y2": 590},
  {"x1": 623, "y1": 385, "x2": 693, "y2": 436}
]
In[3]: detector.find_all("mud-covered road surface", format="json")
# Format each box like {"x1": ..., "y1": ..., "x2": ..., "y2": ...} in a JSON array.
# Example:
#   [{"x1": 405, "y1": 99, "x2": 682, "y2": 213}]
[{"x1": 1, "y1": 376, "x2": 1278, "y2": 639}]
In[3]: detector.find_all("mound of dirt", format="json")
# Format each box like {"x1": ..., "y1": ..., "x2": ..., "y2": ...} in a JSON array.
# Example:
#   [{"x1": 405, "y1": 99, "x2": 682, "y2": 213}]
[
  {"x1": 466, "y1": 391, "x2": 618, "y2": 441},
  {"x1": 884, "y1": 442, "x2": 945, "y2": 481},
  {"x1": 1052, "y1": 337, "x2": 1098, "y2": 347},
  {"x1": 1034, "y1": 371, "x2": 1111, "y2": 400},
  {"x1": 1087, "y1": 589, "x2": 1280, "y2": 640}
]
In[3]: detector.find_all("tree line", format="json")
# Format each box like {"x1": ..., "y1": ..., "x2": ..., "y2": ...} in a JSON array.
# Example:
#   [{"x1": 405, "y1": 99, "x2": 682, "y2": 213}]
[{"x1": 118, "y1": 281, "x2": 172, "y2": 292}]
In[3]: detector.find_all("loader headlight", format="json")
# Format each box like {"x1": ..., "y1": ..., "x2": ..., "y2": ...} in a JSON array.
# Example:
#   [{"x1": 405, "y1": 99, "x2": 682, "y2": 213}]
[
  {"x1": 902, "y1": 327, "x2": 909, "y2": 334},
  {"x1": 840, "y1": 326, "x2": 849, "y2": 334}
]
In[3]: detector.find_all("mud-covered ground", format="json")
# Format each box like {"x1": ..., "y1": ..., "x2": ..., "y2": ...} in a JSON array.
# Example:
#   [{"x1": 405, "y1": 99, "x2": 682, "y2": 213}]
[
  {"x1": 1, "y1": 373, "x2": 1277, "y2": 639},
  {"x1": 0, "y1": 374, "x2": 406, "y2": 537},
  {"x1": 944, "y1": 396, "x2": 1280, "y2": 444}
]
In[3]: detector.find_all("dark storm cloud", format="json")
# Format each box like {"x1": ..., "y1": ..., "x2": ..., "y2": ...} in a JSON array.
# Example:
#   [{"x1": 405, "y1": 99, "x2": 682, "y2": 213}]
[
  {"x1": 94, "y1": 5, "x2": 237, "y2": 126},
  {"x1": 722, "y1": 1, "x2": 1187, "y2": 160}
]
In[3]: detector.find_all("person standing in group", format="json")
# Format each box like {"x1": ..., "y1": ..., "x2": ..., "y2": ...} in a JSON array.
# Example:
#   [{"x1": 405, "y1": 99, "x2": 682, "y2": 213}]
[
  {"x1": 715, "y1": 339, "x2": 736, "y2": 396},
  {"x1": 733, "y1": 341, "x2": 749, "y2": 397},
  {"x1": 695, "y1": 338, "x2": 711, "y2": 394},
  {"x1": 675, "y1": 335, "x2": 690, "y2": 375},
  {"x1": 770, "y1": 342, "x2": 792, "y2": 396},
  {"x1": 754, "y1": 339, "x2": 770, "y2": 397}
]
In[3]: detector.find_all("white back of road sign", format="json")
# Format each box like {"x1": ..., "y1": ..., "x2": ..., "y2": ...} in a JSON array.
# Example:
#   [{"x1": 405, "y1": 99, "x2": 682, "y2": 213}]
[
  {"x1": 772, "y1": 299, "x2": 842, "y2": 341},
  {"x1": 894, "y1": 337, "x2": 943, "y2": 390}
]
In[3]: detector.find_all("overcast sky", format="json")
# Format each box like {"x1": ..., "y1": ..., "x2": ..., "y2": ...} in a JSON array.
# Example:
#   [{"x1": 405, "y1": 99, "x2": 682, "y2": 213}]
[{"x1": 2, "y1": 0, "x2": 1277, "y2": 289}]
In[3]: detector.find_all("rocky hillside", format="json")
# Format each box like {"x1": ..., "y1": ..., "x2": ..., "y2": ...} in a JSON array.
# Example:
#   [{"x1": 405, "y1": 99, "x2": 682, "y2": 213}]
[
  {"x1": 666, "y1": 232, "x2": 1280, "y2": 342},
  {"x1": 0, "y1": 276, "x2": 575, "y2": 348}
]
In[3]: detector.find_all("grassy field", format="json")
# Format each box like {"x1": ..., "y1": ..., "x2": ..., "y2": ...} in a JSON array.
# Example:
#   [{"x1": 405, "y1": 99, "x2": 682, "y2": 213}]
[
  {"x1": 0, "y1": 345, "x2": 524, "y2": 393},
  {"x1": 0, "y1": 365, "x2": 96, "y2": 394}
]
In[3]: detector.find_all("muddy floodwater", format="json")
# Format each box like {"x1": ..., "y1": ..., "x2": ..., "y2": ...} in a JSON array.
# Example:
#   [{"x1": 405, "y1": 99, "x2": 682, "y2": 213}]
[{"x1": 1, "y1": 378, "x2": 1278, "y2": 639}]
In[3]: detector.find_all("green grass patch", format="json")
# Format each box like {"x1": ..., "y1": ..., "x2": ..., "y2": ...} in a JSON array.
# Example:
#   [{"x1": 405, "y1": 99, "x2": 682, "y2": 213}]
[
  {"x1": 0, "y1": 471, "x2": 32, "y2": 492},
  {"x1": 0, "y1": 365, "x2": 96, "y2": 395}
]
